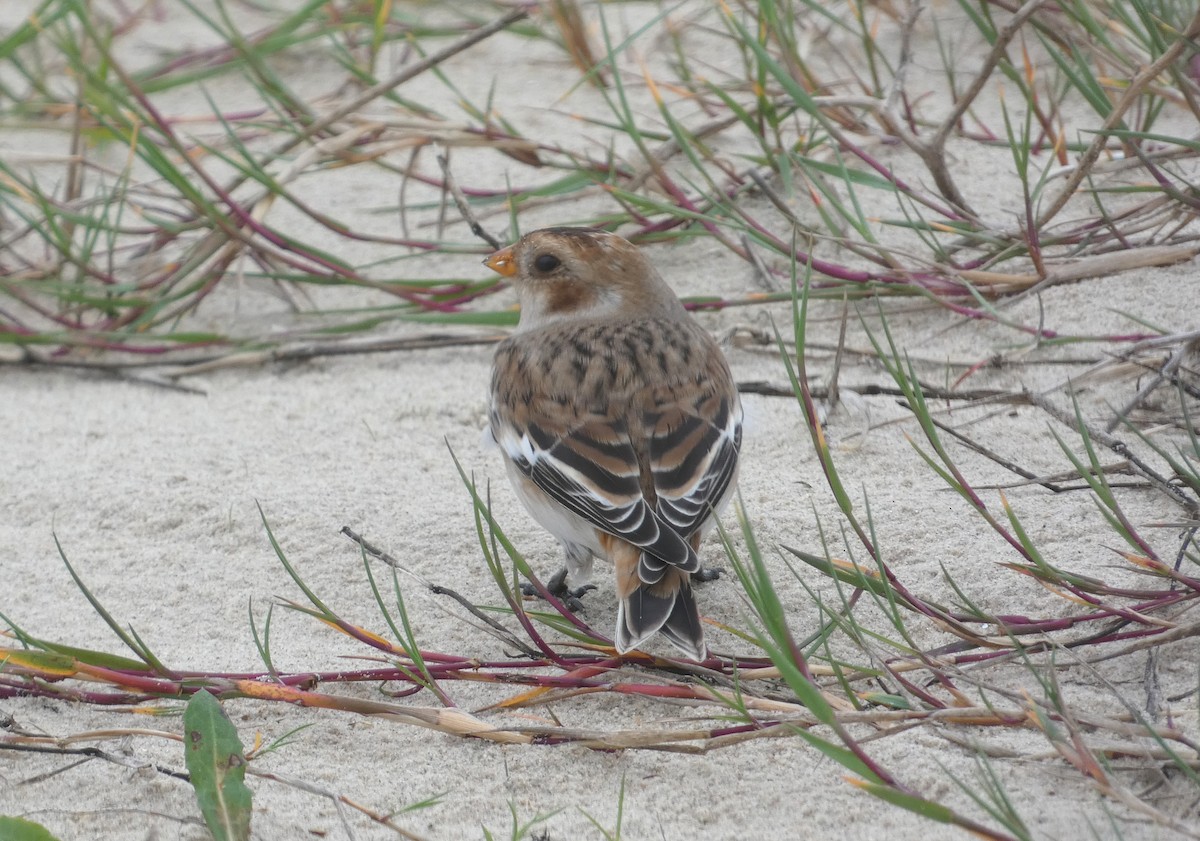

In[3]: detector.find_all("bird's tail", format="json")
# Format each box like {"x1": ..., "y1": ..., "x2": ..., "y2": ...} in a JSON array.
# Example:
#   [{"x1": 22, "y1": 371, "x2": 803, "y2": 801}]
[{"x1": 615, "y1": 568, "x2": 706, "y2": 661}]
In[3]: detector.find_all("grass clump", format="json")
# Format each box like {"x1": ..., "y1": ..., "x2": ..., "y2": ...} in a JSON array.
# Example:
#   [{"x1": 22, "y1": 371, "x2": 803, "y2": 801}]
[
  {"x1": 2, "y1": 2, "x2": 1200, "y2": 839},
  {"x1": 1, "y1": 1, "x2": 1196, "y2": 366}
]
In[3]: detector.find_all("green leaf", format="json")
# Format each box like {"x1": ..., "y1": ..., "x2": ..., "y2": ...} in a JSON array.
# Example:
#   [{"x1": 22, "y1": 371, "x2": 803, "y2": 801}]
[
  {"x1": 25, "y1": 639, "x2": 151, "y2": 672},
  {"x1": 0, "y1": 816, "x2": 64, "y2": 841},
  {"x1": 0, "y1": 648, "x2": 77, "y2": 676},
  {"x1": 853, "y1": 781, "x2": 959, "y2": 823},
  {"x1": 183, "y1": 690, "x2": 253, "y2": 841},
  {"x1": 858, "y1": 692, "x2": 912, "y2": 711}
]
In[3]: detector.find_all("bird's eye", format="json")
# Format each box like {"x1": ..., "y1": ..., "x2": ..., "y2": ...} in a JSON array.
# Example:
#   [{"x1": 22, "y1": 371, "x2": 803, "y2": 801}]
[{"x1": 533, "y1": 253, "x2": 561, "y2": 273}]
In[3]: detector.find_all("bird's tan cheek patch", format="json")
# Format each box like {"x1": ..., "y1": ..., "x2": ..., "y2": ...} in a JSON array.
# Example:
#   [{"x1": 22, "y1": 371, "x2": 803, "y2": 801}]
[{"x1": 544, "y1": 280, "x2": 598, "y2": 315}]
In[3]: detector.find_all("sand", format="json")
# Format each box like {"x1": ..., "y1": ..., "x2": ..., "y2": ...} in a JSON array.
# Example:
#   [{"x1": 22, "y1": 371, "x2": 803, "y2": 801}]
[{"x1": 3, "y1": 3, "x2": 1199, "y2": 839}]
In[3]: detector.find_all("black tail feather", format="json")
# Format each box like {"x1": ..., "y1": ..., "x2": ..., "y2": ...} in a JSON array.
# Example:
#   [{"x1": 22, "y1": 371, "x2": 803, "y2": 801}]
[
  {"x1": 615, "y1": 580, "x2": 706, "y2": 661},
  {"x1": 658, "y1": 585, "x2": 705, "y2": 661}
]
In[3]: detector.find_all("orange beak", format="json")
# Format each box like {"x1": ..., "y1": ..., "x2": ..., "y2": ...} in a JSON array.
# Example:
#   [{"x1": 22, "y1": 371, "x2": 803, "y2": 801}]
[{"x1": 483, "y1": 246, "x2": 518, "y2": 277}]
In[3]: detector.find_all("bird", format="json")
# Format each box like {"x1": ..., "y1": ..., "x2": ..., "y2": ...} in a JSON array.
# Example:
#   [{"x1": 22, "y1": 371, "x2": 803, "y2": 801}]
[{"x1": 483, "y1": 227, "x2": 742, "y2": 661}]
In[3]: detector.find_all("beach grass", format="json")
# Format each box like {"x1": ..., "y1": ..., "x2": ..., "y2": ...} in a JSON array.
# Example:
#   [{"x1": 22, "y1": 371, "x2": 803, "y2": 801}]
[{"x1": 2, "y1": 2, "x2": 1199, "y2": 839}]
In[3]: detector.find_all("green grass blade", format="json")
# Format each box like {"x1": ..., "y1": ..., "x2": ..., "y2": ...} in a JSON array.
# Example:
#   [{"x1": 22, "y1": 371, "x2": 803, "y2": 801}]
[{"x1": 53, "y1": 534, "x2": 170, "y2": 674}]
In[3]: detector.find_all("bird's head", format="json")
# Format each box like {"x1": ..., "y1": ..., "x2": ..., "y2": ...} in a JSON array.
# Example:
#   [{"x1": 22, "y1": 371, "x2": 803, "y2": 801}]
[{"x1": 484, "y1": 227, "x2": 684, "y2": 331}]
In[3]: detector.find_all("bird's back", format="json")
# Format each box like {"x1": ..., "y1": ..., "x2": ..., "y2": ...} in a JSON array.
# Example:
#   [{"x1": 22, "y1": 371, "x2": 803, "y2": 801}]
[{"x1": 492, "y1": 316, "x2": 735, "y2": 435}]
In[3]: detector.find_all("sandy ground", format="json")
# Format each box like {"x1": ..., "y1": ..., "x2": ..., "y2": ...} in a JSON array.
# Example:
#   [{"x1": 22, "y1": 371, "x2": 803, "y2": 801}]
[{"x1": 3, "y1": 3, "x2": 1200, "y2": 840}]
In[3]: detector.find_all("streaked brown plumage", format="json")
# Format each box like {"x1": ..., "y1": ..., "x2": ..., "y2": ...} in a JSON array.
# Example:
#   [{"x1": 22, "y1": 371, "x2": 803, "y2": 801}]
[{"x1": 484, "y1": 227, "x2": 742, "y2": 660}]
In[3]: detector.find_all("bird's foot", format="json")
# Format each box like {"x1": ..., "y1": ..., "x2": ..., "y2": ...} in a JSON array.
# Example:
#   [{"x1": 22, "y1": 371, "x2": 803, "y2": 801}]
[
  {"x1": 520, "y1": 568, "x2": 597, "y2": 612},
  {"x1": 691, "y1": 566, "x2": 723, "y2": 584}
]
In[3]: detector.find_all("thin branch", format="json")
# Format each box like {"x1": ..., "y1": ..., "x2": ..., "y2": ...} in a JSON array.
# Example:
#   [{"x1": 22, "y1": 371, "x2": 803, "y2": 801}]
[{"x1": 437, "y1": 148, "x2": 503, "y2": 250}]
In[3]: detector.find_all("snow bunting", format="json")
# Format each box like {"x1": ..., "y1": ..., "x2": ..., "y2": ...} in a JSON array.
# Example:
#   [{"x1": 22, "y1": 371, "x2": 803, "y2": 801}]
[{"x1": 484, "y1": 227, "x2": 742, "y2": 661}]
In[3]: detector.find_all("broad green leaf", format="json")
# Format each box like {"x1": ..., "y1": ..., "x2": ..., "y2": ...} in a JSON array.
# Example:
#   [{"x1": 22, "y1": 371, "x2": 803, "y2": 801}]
[
  {"x1": 183, "y1": 691, "x2": 253, "y2": 841},
  {"x1": 0, "y1": 816, "x2": 63, "y2": 841}
]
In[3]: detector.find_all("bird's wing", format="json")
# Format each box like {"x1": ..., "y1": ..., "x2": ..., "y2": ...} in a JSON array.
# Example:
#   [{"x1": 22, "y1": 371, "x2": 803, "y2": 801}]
[
  {"x1": 647, "y1": 389, "x2": 743, "y2": 540},
  {"x1": 498, "y1": 415, "x2": 700, "y2": 580}
]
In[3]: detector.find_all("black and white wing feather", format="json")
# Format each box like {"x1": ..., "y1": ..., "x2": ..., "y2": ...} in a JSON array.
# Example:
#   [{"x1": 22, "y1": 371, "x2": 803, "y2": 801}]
[
  {"x1": 497, "y1": 416, "x2": 700, "y2": 579},
  {"x1": 648, "y1": 391, "x2": 743, "y2": 539}
]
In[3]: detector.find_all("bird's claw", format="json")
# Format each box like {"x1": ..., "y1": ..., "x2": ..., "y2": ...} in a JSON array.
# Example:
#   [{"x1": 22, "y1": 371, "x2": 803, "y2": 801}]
[
  {"x1": 560, "y1": 584, "x2": 597, "y2": 612},
  {"x1": 520, "y1": 581, "x2": 597, "y2": 612}
]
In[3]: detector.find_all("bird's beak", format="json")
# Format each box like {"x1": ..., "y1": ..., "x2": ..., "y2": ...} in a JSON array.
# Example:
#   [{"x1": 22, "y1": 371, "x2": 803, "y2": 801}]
[{"x1": 483, "y1": 247, "x2": 518, "y2": 277}]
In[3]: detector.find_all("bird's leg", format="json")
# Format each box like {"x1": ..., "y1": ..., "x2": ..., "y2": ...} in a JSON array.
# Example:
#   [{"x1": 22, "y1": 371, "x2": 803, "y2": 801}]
[
  {"x1": 686, "y1": 535, "x2": 723, "y2": 584},
  {"x1": 520, "y1": 544, "x2": 597, "y2": 611}
]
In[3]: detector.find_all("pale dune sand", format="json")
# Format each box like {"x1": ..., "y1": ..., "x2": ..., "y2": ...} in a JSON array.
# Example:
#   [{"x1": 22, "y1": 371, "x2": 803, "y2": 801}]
[{"x1": 2, "y1": 3, "x2": 1199, "y2": 839}]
